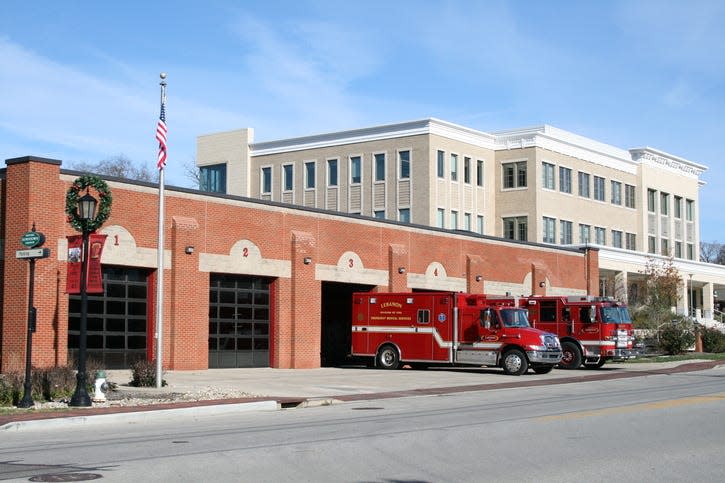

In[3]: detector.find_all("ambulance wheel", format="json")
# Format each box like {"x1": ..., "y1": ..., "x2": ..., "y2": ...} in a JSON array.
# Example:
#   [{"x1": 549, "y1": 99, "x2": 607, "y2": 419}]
[
  {"x1": 376, "y1": 345, "x2": 401, "y2": 370},
  {"x1": 533, "y1": 365, "x2": 554, "y2": 374},
  {"x1": 559, "y1": 341, "x2": 582, "y2": 369},
  {"x1": 502, "y1": 349, "x2": 528, "y2": 376}
]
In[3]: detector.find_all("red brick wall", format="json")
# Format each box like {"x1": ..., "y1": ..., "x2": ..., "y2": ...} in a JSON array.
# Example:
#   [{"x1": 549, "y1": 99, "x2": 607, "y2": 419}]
[{"x1": 1, "y1": 157, "x2": 596, "y2": 372}]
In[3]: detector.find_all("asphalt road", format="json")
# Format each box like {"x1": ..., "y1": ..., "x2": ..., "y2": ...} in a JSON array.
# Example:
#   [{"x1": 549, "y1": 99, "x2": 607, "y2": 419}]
[{"x1": 1, "y1": 365, "x2": 724, "y2": 482}]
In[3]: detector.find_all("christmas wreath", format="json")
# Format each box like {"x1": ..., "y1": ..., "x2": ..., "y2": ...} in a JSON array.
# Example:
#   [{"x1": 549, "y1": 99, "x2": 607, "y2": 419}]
[{"x1": 65, "y1": 174, "x2": 113, "y2": 232}]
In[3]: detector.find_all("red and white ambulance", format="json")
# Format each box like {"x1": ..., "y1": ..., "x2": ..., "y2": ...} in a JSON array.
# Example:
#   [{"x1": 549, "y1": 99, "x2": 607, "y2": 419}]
[{"x1": 351, "y1": 292, "x2": 562, "y2": 375}]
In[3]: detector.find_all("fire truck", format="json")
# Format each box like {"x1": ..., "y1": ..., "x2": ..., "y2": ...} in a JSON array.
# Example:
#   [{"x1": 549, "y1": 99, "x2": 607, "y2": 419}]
[
  {"x1": 515, "y1": 295, "x2": 636, "y2": 369},
  {"x1": 350, "y1": 292, "x2": 562, "y2": 376}
]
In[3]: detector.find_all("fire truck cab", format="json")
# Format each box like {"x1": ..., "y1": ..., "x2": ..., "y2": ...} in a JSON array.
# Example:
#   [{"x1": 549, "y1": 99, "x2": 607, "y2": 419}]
[
  {"x1": 519, "y1": 295, "x2": 636, "y2": 369},
  {"x1": 351, "y1": 292, "x2": 562, "y2": 376}
]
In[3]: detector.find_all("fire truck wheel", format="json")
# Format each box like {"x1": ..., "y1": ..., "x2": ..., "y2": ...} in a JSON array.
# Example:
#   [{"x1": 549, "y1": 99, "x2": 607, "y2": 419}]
[
  {"x1": 502, "y1": 349, "x2": 528, "y2": 376},
  {"x1": 376, "y1": 345, "x2": 401, "y2": 370},
  {"x1": 533, "y1": 365, "x2": 554, "y2": 374},
  {"x1": 584, "y1": 359, "x2": 606, "y2": 369},
  {"x1": 559, "y1": 341, "x2": 583, "y2": 369}
]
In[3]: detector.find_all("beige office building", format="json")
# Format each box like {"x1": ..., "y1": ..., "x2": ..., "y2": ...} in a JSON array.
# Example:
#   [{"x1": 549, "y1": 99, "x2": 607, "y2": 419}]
[{"x1": 197, "y1": 118, "x2": 724, "y2": 324}]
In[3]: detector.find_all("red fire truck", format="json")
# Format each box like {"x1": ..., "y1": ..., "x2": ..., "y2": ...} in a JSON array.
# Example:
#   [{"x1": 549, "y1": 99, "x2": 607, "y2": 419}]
[
  {"x1": 515, "y1": 295, "x2": 636, "y2": 369},
  {"x1": 350, "y1": 292, "x2": 562, "y2": 376}
]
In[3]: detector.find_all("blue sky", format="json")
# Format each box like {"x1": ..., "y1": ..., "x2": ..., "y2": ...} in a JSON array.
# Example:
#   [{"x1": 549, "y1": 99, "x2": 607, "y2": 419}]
[{"x1": 2, "y1": 1, "x2": 724, "y2": 242}]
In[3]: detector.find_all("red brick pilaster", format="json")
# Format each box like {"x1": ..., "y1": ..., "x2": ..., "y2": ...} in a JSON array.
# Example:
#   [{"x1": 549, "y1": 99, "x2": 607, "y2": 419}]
[
  {"x1": 388, "y1": 244, "x2": 408, "y2": 292},
  {"x1": 466, "y1": 254, "x2": 485, "y2": 293},
  {"x1": 289, "y1": 231, "x2": 320, "y2": 368}
]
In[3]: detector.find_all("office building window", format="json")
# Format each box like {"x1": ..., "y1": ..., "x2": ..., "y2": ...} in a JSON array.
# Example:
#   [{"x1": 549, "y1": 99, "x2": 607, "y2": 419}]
[
  {"x1": 283, "y1": 164, "x2": 294, "y2": 191},
  {"x1": 374, "y1": 210, "x2": 385, "y2": 220},
  {"x1": 625, "y1": 184, "x2": 636, "y2": 208},
  {"x1": 476, "y1": 160, "x2": 484, "y2": 187},
  {"x1": 261, "y1": 166, "x2": 272, "y2": 194},
  {"x1": 611, "y1": 181, "x2": 622, "y2": 205},
  {"x1": 305, "y1": 161, "x2": 315, "y2": 189},
  {"x1": 437, "y1": 150, "x2": 445, "y2": 178},
  {"x1": 560, "y1": 220, "x2": 572, "y2": 244},
  {"x1": 327, "y1": 159, "x2": 338, "y2": 187},
  {"x1": 464, "y1": 212, "x2": 472, "y2": 231},
  {"x1": 661, "y1": 238, "x2": 670, "y2": 256},
  {"x1": 674, "y1": 195, "x2": 682, "y2": 219},
  {"x1": 374, "y1": 153, "x2": 385, "y2": 182},
  {"x1": 451, "y1": 210, "x2": 458, "y2": 230},
  {"x1": 503, "y1": 162, "x2": 527, "y2": 189},
  {"x1": 648, "y1": 236, "x2": 656, "y2": 254},
  {"x1": 579, "y1": 224, "x2": 591, "y2": 244},
  {"x1": 675, "y1": 241, "x2": 683, "y2": 258},
  {"x1": 200, "y1": 163, "x2": 226, "y2": 193},
  {"x1": 464, "y1": 157, "x2": 471, "y2": 184},
  {"x1": 542, "y1": 162, "x2": 555, "y2": 190},
  {"x1": 398, "y1": 208, "x2": 410, "y2": 223},
  {"x1": 593, "y1": 176, "x2": 605, "y2": 201},
  {"x1": 647, "y1": 189, "x2": 656, "y2": 212},
  {"x1": 595, "y1": 226, "x2": 606, "y2": 245},
  {"x1": 559, "y1": 167, "x2": 572, "y2": 194},
  {"x1": 578, "y1": 172, "x2": 590, "y2": 198},
  {"x1": 626, "y1": 233, "x2": 636, "y2": 251},
  {"x1": 350, "y1": 156, "x2": 361, "y2": 184},
  {"x1": 686, "y1": 199, "x2": 694, "y2": 221},
  {"x1": 660, "y1": 192, "x2": 669, "y2": 215},
  {"x1": 503, "y1": 216, "x2": 527, "y2": 241},
  {"x1": 450, "y1": 154, "x2": 458, "y2": 182},
  {"x1": 612, "y1": 230, "x2": 623, "y2": 248},
  {"x1": 399, "y1": 150, "x2": 410, "y2": 179},
  {"x1": 687, "y1": 243, "x2": 694, "y2": 260},
  {"x1": 543, "y1": 217, "x2": 556, "y2": 243},
  {"x1": 477, "y1": 215, "x2": 484, "y2": 234},
  {"x1": 436, "y1": 208, "x2": 445, "y2": 228}
]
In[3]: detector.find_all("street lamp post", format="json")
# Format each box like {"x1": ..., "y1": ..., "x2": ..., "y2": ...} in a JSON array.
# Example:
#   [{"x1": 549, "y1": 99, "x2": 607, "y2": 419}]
[{"x1": 69, "y1": 191, "x2": 98, "y2": 407}]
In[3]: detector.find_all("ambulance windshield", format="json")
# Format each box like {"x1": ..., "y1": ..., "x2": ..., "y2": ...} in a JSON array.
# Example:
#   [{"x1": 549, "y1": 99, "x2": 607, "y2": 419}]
[{"x1": 500, "y1": 309, "x2": 531, "y2": 328}]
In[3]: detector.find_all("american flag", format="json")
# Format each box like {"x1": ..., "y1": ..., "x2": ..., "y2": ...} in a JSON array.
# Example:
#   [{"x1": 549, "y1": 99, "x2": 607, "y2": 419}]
[{"x1": 156, "y1": 103, "x2": 167, "y2": 169}]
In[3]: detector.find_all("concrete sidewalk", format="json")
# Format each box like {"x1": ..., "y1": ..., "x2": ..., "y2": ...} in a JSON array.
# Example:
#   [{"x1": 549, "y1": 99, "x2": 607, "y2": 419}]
[{"x1": 2, "y1": 360, "x2": 723, "y2": 431}]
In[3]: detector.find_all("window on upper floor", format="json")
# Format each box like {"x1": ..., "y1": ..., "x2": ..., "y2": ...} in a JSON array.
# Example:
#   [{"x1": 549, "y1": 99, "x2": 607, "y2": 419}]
[
  {"x1": 327, "y1": 159, "x2": 338, "y2": 187},
  {"x1": 374, "y1": 210, "x2": 385, "y2": 220},
  {"x1": 595, "y1": 226, "x2": 606, "y2": 245},
  {"x1": 648, "y1": 235, "x2": 656, "y2": 254},
  {"x1": 661, "y1": 238, "x2": 670, "y2": 256},
  {"x1": 559, "y1": 167, "x2": 572, "y2": 194},
  {"x1": 579, "y1": 224, "x2": 591, "y2": 244},
  {"x1": 374, "y1": 153, "x2": 385, "y2": 182},
  {"x1": 675, "y1": 241, "x2": 683, "y2": 258},
  {"x1": 674, "y1": 195, "x2": 682, "y2": 219},
  {"x1": 476, "y1": 160, "x2": 484, "y2": 187},
  {"x1": 464, "y1": 157, "x2": 471, "y2": 184},
  {"x1": 436, "y1": 208, "x2": 445, "y2": 228},
  {"x1": 464, "y1": 212, "x2": 472, "y2": 231},
  {"x1": 200, "y1": 163, "x2": 226, "y2": 194},
  {"x1": 612, "y1": 230, "x2": 623, "y2": 248},
  {"x1": 647, "y1": 189, "x2": 656, "y2": 212},
  {"x1": 283, "y1": 164, "x2": 294, "y2": 191},
  {"x1": 542, "y1": 162, "x2": 555, "y2": 190},
  {"x1": 560, "y1": 220, "x2": 572, "y2": 244},
  {"x1": 626, "y1": 233, "x2": 636, "y2": 251},
  {"x1": 543, "y1": 217, "x2": 556, "y2": 243},
  {"x1": 625, "y1": 184, "x2": 636, "y2": 208},
  {"x1": 578, "y1": 172, "x2": 590, "y2": 198},
  {"x1": 437, "y1": 150, "x2": 445, "y2": 178},
  {"x1": 261, "y1": 166, "x2": 272, "y2": 194},
  {"x1": 450, "y1": 154, "x2": 458, "y2": 182},
  {"x1": 451, "y1": 210, "x2": 459, "y2": 230},
  {"x1": 503, "y1": 162, "x2": 527, "y2": 189},
  {"x1": 399, "y1": 150, "x2": 410, "y2": 180},
  {"x1": 687, "y1": 242, "x2": 694, "y2": 260},
  {"x1": 350, "y1": 156, "x2": 361, "y2": 184},
  {"x1": 503, "y1": 216, "x2": 528, "y2": 241},
  {"x1": 593, "y1": 176, "x2": 605, "y2": 201},
  {"x1": 305, "y1": 161, "x2": 316, "y2": 189},
  {"x1": 660, "y1": 192, "x2": 669, "y2": 215},
  {"x1": 686, "y1": 199, "x2": 694, "y2": 221},
  {"x1": 398, "y1": 208, "x2": 411, "y2": 223},
  {"x1": 611, "y1": 181, "x2": 622, "y2": 205},
  {"x1": 477, "y1": 215, "x2": 484, "y2": 234}
]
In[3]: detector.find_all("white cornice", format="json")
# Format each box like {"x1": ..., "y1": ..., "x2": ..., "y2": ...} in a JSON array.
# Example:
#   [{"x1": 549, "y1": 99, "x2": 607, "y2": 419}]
[{"x1": 630, "y1": 147, "x2": 707, "y2": 178}]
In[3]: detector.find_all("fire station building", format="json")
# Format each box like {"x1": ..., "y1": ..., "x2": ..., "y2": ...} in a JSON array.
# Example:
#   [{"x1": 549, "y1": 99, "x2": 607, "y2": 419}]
[{"x1": 1, "y1": 155, "x2": 597, "y2": 373}]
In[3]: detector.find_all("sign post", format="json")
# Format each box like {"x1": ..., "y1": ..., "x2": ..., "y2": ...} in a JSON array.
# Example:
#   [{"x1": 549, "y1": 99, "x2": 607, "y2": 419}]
[{"x1": 16, "y1": 226, "x2": 49, "y2": 408}]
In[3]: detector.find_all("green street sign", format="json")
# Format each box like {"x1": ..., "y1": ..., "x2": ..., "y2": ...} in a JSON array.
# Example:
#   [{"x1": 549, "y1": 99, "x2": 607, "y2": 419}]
[{"x1": 21, "y1": 231, "x2": 45, "y2": 248}]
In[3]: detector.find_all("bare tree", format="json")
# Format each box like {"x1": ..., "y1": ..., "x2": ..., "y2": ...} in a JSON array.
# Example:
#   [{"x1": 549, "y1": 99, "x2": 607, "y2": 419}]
[
  {"x1": 69, "y1": 155, "x2": 158, "y2": 182},
  {"x1": 183, "y1": 158, "x2": 201, "y2": 189},
  {"x1": 634, "y1": 256, "x2": 683, "y2": 329},
  {"x1": 700, "y1": 241, "x2": 723, "y2": 263}
]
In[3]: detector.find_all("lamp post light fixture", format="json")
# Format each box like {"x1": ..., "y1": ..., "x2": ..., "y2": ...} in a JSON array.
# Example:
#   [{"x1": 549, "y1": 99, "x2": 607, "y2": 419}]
[{"x1": 69, "y1": 191, "x2": 98, "y2": 407}]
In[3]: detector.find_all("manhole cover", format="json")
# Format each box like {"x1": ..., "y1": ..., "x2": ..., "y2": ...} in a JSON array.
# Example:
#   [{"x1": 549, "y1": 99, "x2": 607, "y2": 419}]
[{"x1": 30, "y1": 473, "x2": 103, "y2": 481}]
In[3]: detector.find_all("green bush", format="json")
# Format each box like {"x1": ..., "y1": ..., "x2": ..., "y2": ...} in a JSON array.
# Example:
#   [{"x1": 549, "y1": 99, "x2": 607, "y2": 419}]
[
  {"x1": 130, "y1": 359, "x2": 166, "y2": 387},
  {"x1": 658, "y1": 318, "x2": 696, "y2": 355},
  {"x1": 701, "y1": 327, "x2": 725, "y2": 353}
]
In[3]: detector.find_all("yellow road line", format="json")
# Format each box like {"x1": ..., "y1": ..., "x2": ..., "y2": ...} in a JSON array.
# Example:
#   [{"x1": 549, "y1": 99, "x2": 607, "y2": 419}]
[{"x1": 538, "y1": 393, "x2": 725, "y2": 422}]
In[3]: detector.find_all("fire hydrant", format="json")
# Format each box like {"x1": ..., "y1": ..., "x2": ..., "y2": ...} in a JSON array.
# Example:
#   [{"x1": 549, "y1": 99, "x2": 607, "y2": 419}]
[{"x1": 93, "y1": 370, "x2": 109, "y2": 403}]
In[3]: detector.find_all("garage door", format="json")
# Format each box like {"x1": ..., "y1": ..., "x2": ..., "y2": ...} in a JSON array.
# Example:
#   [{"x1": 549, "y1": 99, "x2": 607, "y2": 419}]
[{"x1": 208, "y1": 274, "x2": 271, "y2": 368}]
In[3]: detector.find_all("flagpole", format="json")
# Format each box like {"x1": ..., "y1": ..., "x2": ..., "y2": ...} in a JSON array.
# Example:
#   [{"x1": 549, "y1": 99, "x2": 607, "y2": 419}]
[{"x1": 155, "y1": 72, "x2": 167, "y2": 388}]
